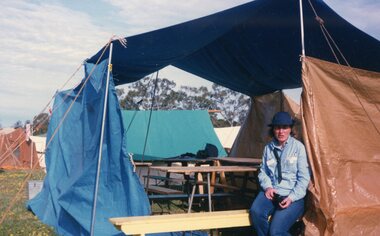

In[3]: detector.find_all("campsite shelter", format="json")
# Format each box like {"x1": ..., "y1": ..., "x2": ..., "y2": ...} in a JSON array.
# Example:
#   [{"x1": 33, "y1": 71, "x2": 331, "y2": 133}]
[
  {"x1": 0, "y1": 128, "x2": 40, "y2": 170},
  {"x1": 122, "y1": 110, "x2": 226, "y2": 161},
  {"x1": 28, "y1": 0, "x2": 380, "y2": 235},
  {"x1": 30, "y1": 135, "x2": 47, "y2": 169}
]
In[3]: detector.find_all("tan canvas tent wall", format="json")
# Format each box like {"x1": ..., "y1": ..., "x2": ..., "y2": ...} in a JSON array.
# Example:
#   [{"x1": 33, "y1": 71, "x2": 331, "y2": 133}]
[
  {"x1": 0, "y1": 128, "x2": 40, "y2": 169},
  {"x1": 230, "y1": 91, "x2": 302, "y2": 158},
  {"x1": 302, "y1": 57, "x2": 380, "y2": 235},
  {"x1": 230, "y1": 65, "x2": 380, "y2": 235}
]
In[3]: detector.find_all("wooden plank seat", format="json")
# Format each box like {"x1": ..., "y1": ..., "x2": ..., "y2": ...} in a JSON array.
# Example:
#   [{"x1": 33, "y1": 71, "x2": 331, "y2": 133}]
[
  {"x1": 194, "y1": 181, "x2": 241, "y2": 191},
  {"x1": 197, "y1": 178, "x2": 258, "y2": 195},
  {"x1": 147, "y1": 192, "x2": 237, "y2": 201},
  {"x1": 145, "y1": 176, "x2": 243, "y2": 191},
  {"x1": 143, "y1": 175, "x2": 189, "y2": 184},
  {"x1": 109, "y1": 209, "x2": 251, "y2": 236},
  {"x1": 145, "y1": 177, "x2": 243, "y2": 193},
  {"x1": 146, "y1": 185, "x2": 183, "y2": 195}
]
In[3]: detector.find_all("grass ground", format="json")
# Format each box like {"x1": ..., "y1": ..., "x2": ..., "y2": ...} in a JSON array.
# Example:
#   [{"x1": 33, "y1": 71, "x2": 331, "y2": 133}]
[
  {"x1": 0, "y1": 169, "x2": 255, "y2": 236},
  {"x1": 0, "y1": 169, "x2": 56, "y2": 236},
  {"x1": 0, "y1": 169, "x2": 191, "y2": 235}
]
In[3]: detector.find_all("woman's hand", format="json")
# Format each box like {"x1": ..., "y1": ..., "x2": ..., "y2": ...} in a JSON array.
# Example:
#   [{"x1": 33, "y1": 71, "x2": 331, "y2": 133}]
[
  {"x1": 279, "y1": 197, "x2": 292, "y2": 208},
  {"x1": 265, "y1": 187, "x2": 276, "y2": 200}
]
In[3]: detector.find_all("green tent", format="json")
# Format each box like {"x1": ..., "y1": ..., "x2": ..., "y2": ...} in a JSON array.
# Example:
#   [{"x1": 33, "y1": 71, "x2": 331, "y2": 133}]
[{"x1": 122, "y1": 110, "x2": 227, "y2": 161}]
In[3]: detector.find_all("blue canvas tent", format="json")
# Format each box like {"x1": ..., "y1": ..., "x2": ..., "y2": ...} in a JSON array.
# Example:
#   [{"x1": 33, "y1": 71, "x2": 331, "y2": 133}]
[
  {"x1": 28, "y1": 0, "x2": 380, "y2": 235},
  {"x1": 27, "y1": 60, "x2": 151, "y2": 235},
  {"x1": 122, "y1": 110, "x2": 227, "y2": 161}
]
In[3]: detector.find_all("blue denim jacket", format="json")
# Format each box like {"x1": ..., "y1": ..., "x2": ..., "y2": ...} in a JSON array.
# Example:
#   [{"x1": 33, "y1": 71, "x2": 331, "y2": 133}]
[{"x1": 258, "y1": 136, "x2": 311, "y2": 201}]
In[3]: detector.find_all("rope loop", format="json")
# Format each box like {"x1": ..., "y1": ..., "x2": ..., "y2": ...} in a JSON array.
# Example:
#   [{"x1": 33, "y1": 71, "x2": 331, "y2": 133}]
[
  {"x1": 110, "y1": 35, "x2": 127, "y2": 48},
  {"x1": 128, "y1": 153, "x2": 136, "y2": 172}
]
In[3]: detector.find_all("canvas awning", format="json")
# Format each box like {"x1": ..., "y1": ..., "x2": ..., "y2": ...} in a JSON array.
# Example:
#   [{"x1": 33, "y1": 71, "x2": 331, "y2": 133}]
[{"x1": 88, "y1": 0, "x2": 380, "y2": 96}]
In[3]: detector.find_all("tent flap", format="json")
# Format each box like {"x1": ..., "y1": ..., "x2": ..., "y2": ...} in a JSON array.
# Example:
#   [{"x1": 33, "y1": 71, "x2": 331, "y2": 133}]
[
  {"x1": 301, "y1": 56, "x2": 380, "y2": 235},
  {"x1": 27, "y1": 60, "x2": 151, "y2": 236}
]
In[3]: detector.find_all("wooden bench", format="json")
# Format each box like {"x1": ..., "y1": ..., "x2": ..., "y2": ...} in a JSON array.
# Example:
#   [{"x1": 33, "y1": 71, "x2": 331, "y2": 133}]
[
  {"x1": 109, "y1": 209, "x2": 251, "y2": 236},
  {"x1": 145, "y1": 176, "x2": 241, "y2": 191},
  {"x1": 147, "y1": 192, "x2": 237, "y2": 201},
  {"x1": 143, "y1": 175, "x2": 189, "y2": 184},
  {"x1": 194, "y1": 181, "x2": 241, "y2": 191},
  {"x1": 146, "y1": 185, "x2": 183, "y2": 195}
]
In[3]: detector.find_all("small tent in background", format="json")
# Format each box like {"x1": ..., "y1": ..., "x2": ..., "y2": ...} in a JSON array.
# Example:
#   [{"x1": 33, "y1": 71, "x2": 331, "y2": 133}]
[
  {"x1": 214, "y1": 126, "x2": 240, "y2": 154},
  {"x1": 0, "y1": 128, "x2": 40, "y2": 170},
  {"x1": 30, "y1": 136, "x2": 46, "y2": 169},
  {"x1": 28, "y1": 0, "x2": 380, "y2": 235},
  {"x1": 122, "y1": 110, "x2": 226, "y2": 161}
]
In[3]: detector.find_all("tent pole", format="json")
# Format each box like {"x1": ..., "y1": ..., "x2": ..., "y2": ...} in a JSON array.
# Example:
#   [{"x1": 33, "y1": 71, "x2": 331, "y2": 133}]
[
  {"x1": 299, "y1": 0, "x2": 306, "y2": 58},
  {"x1": 141, "y1": 70, "x2": 159, "y2": 162},
  {"x1": 90, "y1": 42, "x2": 113, "y2": 236},
  {"x1": 30, "y1": 142, "x2": 33, "y2": 169}
]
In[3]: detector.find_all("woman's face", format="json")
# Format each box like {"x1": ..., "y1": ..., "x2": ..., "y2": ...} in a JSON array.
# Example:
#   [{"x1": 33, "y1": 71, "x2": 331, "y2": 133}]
[{"x1": 273, "y1": 125, "x2": 291, "y2": 146}]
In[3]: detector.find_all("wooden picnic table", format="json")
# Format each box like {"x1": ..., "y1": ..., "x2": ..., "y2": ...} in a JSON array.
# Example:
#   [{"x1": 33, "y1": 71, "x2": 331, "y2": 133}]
[
  {"x1": 154, "y1": 157, "x2": 215, "y2": 191},
  {"x1": 214, "y1": 157, "x2": 262, "y2": 166},
  {"x1": 148, "y1": 165, "x2": 257, "y2": 212},
  {"x1": 160, "y1": 157, "x2": 262, "y2": 166},
  {"x1": 158, "y1": 157, "x2": 215, "y2": 166},
  {"x1": 208, "y1": 157, "x2": 261, "y2": 194},
  {"x1": 149, "y1": 165, "x2": 257, "y2": 174}
]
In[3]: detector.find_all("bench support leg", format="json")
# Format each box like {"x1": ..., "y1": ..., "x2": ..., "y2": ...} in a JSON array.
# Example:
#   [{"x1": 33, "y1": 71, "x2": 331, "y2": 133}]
[
  {"x1": 207, "y1": 173, "x2": 212, "y2": 212},
  {"x1": 188, "y1": 184, "x2": 196, "y2": 213}
]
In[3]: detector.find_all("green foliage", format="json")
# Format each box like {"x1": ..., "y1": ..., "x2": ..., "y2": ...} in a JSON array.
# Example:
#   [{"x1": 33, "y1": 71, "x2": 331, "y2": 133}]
[
  {"x1": 33, "y1": 113, "x2": 49, "y2": 136},
  {"x1": 0, "y1": 169, "x2": 183, "y2": 235},
  {"x1": 0, "y1": 170, "x2": 56, "y2": 236},
  {"x1": 210, "y1": 83, "x2": 251, "y2": 126},
  {"x1": 118, "y1": 77, "x2": 251, "y2": 127}
]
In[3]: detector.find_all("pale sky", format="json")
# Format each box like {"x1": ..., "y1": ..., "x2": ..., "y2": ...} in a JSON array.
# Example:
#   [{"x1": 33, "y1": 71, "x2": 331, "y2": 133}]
[{"x1": 0, "y1": 0, "x2": 379, "y2": 127}]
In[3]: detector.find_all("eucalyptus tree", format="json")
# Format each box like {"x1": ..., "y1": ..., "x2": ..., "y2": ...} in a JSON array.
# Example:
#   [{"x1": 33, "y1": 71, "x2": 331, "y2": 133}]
[{"x1": 117, "y1": 77, "x2": 250, "y2": 127}]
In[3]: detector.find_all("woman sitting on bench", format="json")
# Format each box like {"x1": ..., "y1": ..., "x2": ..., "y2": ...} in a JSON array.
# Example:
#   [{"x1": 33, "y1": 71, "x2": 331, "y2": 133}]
[{"x1": 250, "y1": 112, "x2": 311, "y2": 236}]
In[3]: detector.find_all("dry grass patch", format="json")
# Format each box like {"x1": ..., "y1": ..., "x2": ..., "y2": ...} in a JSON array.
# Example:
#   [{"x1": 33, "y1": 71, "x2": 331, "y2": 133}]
[{"x1": 0, "y1": 169, "x2": 56, "y2": 236}]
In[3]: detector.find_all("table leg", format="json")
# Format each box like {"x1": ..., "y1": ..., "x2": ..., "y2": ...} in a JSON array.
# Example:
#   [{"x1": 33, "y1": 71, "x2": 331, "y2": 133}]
[
  {"x1": 196, "y1": 172, "x2": 204, "y2": 194},
  {"x1": 165, "y1": 163, "x2": 173, "y2": 187},
  {"x1": 145, "y1": 167, "x2": 151, "y2": 192},
  {"x1": 215, "y1": 160, "x2": 227, "y2": 185},
  {"x1": 187, "y1": 184, "x2": 196, "y2": 213},
  {"x1": 210, "y1": 171, "x2": 216, "y2": 194},
  {"x1": 207, "y1": 173, "x2": 212, "y2": 212}
]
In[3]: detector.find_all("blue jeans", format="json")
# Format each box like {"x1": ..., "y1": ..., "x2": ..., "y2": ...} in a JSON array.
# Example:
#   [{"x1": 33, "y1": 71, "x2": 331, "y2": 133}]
[{"x1": 250, "y1": 191, "x2": 304, "y2": 236}]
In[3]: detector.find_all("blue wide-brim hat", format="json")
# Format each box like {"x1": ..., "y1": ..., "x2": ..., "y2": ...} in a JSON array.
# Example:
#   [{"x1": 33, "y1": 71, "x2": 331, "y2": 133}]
[{"x1": 268, "y1": 111, "x2": 294, "y2": 127}]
